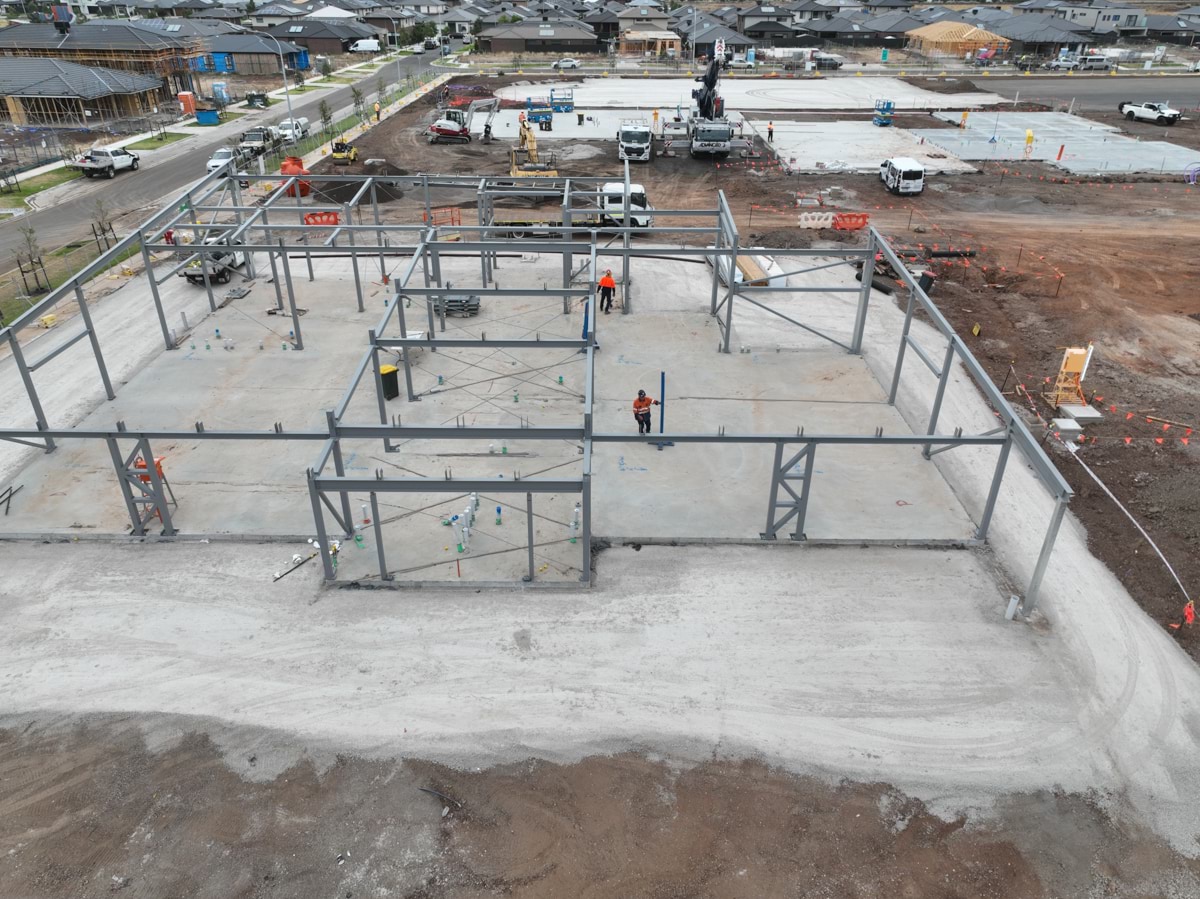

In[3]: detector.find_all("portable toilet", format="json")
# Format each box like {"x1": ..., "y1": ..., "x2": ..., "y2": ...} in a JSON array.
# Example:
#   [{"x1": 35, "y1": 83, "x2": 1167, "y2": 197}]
[
  {"x1": 178, "y1": 91, "x2": 196, "y2": 115},
  {"x1": 746, "y1": 49, "x2": 755, "y2": 64},
  {"x1": 212, "y1": 81, "x2": 229, "y2": 106}
]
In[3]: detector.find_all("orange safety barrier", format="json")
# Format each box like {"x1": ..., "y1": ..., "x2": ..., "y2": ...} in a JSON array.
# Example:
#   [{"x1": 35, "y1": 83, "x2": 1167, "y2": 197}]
[
  {"x1": 303, "y1": 211, "x2": 340, "y2": 226},
  {"x1": 832, "y1": 212, "x2": 870, "y2": 231},
  {"x1": 423, "y1": 206, "x2": 462, "y2": 227}
]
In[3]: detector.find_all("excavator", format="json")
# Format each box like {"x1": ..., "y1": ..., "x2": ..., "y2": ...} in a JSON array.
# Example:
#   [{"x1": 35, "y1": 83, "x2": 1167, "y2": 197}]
[
  {"x1": 509, "y1": 118, "x2": 558, "y2": 178},
  {"x1": 428, "y1": 97, "x2": 499, "y2": 144}
]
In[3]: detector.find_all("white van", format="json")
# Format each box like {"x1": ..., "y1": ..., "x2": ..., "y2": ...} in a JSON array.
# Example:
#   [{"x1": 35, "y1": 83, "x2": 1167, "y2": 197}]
[
  {"x1": 880, "y1": 157, "x2": 925, "y2": 194},
  {"x1": 349, "y1": 38, "x2": 381, "y2": 53}
]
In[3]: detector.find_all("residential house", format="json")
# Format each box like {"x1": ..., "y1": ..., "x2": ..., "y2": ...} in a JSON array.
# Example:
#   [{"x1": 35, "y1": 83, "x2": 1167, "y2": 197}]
[
  {"x1": 678, "y1": 19, "x2": 753, "y2": 58},
  {"x1": 303, "y1": 4, "x2": 359, "y2": 18},
  {"x1": 616, "y1": 4, "x2": 669, "y2": 31},
  {"x1": 583, "y1": 7, "x2": 621, "y2": 40},
  {"x1": 742, "y1": 19, "x2": 802, "y2": 46},
  {"x1": 906, "y1": 21, "x2": 1010, "y2": 56},
  {"x1": 266, "y1": 19, "x2": 379, "y2": 53},
  {"x1": 251, "y1": 3, "x2": 309, "y2": 27},
  {"x1": 863, "y1": 11, "x2": 926, "y2": 42},
  {"x1": 434, "y1": 7, "x2": 479, "y2": 33},
  {"x1": 863, "y1": 0, "x2": 911, "y2": 11},
  {"x1": 798, "y1": 15, "x2": 875, "y2": 42},
  {"x1": 362, "y1": 7, "x2": 417, "y2": 42},
  {"x1": 786, "y1": 1, "x2": 836, "y2": 26},
  {"x1": 192, "y1": 32, "x2": 308, "y2": 73},
  {"x1": 0, "y1": 21, "x2": 203, "y2": 93},
  {"x1": 989, "y1": 13, "x2": 1091, "y2": 55},
  {"x1": 476, "y1": 17, "x2": 599, "y2": 51},
  {"x1": 0, "y1": 57, "x2": 164, "y2": 126},
  {"x1": 1143, "y1": 14, "x2": 1200, "y2": 43},
  {"x1": 737, "y1": 4, "x2": 793, "y2": 33},
  {"x1": 1178, "y1": 6, "x2": 1200, "y2": 24},
  {"x1": 1013, "y1": 0, "x2": 1145, "y2": 37}
]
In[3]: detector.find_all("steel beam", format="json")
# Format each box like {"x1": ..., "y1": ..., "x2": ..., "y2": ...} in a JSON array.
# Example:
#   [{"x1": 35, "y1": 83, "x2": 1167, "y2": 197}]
[
  {"x1": 5, "y1": 330, "x2": 54, "y2": 452},
  {"x1": 377, "y1": 336, "x2": 587, "y2": 350},
  {"x1": 1023, "y1": 495, "x2": 1068, "y2": 617},
  {"x1": 312, "y1": 476, "x2": 583, "y2": 494},
  {"x1": 74, "y1": 283, "x2": 115, "y2": 401},
  {"x1": 849, "y1": 229, "x2": 874, "y2": 354}
]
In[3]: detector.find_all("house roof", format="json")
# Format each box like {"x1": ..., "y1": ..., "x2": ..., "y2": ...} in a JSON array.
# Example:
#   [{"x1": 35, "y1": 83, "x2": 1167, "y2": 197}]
[
  {"x1": 743, "y1": 19, "x2": 797, "y2": 33},
  {"x1": 907, "y1": 21, "x2": 1009, "y2": 42},
  {"x1": 255, "y1": 4, "x2": 307, "y2": 14},
  {"x1": 0, "y1": 56, "x2": 163, "y2": 99},
  {"x1": 1144, "y1": 14, "x2": 1200, "y2": 31},
  {"x1": 0, "y1": 21, "x2": 196, "y2": 50},
  {"x1": 800, "y1": 14, "x2": 870, "y2": 33},
  {"x1": 130, "y1": 16, "x2": 239, "y2": 36},
  {"x1": 990, "y1": 11, "x2": 1089, "y2": 40},
  {"x1": 304, "y1": 5, "x2": 359, "y2": 16},
  {"x1": 267, "y1": 19, "x2": 376, "y2": 37},
  {"x1": 740, "y1": 4, "x2": 793, "y2": 15},
  {"x1": 207, "y1": 33, "x2": 304, "y2": 53},
  {"x1": 480, "y1": 19, "x2": 596, "y2": 37},
  {"x1": 863, "y1": 11, "x2": 926, "y2": 31}
]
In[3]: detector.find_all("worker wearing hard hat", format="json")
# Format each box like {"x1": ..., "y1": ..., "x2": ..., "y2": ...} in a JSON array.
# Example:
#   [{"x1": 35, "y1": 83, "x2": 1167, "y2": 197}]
[
  {"x1": 599, "y1": 269, "x2": 617, "y2": 313},
  {"x1": 633, "y1": 389, "x2": 659, "y2": 434}
]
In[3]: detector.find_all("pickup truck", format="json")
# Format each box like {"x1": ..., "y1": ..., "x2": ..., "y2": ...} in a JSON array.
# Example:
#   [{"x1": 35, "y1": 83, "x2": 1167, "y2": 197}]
[
  {"x1": 72, "y1": 146, "x2": 139, "y2": 179},
  {"x1": 179, "y1": 237, "x2": 247, "y2": 286},
  {"x1": 238, "y1": 126, "x2": 283, "y2": 158},
  {"x1": 278, "y1": 117, "x2": 310, "y2": 142},
  {"x1": 1117, "y1": 101, "x2": 1181, "y2": 125}
]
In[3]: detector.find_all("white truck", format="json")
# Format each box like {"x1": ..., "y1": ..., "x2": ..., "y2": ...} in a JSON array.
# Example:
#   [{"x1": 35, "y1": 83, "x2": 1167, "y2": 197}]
[
  {"x1": 71, "y1": 146, "x2": 139, "y2": 179},
  {"x1": 491, "y1": 183, "x2": 653, "y2": 236},
  {"x1": 617, "y1": 119, "x2": 653, "y2": 162},
  {"x1": 689, "y1": 118, "x2": 734, "y2": 158},
  {"x1": 880, "y1": 157, "x2": 925, "y2": 195},
  {"x1": 1117, "y1": 101, "x2": 1181, "y2": 125},
  {"x1": 278, "y1": 117, "x2": 311, "y2": 142}
]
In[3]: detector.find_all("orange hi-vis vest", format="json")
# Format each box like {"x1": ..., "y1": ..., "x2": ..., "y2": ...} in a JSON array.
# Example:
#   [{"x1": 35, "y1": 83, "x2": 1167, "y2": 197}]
[
  {"x1": 599, "y1": 274, "x2": 616, "y2": 290},
  {"x1": 633, "y1": 396, "x2": 654, "y2": 415}
]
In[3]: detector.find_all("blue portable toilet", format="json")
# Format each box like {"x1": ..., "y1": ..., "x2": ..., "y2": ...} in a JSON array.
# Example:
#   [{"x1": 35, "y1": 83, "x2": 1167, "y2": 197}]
[{"x1": 212, "y1": 81, "x2": 229, "y2": 105}]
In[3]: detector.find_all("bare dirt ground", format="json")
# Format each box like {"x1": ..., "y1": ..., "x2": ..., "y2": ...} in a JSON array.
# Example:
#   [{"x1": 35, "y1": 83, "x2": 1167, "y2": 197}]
[
  {"x1": 2, "y1": 716, "x2": 1198, "y2": 899},
  {"x1": 312, "y1": 78, "x2": 1200, "y2": 663}
]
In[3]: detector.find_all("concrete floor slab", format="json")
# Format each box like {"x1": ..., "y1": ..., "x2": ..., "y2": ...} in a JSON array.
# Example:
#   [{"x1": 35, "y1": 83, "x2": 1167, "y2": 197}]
[
  {"x1": 912, "y1": 111, "x2": 1197, "y2": 175},
  {"x1": 747, "y1": 120, "x2": 977, "y2": 175},
  {"x1": 494, "y1": 77, "x2": 1004, "y2": 112}
]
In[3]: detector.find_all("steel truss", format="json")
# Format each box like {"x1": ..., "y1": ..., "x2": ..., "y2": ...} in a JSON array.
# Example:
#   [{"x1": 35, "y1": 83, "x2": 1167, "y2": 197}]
[{"x1": 0, "y1": 167, "x2": 1071, "y2": 609}]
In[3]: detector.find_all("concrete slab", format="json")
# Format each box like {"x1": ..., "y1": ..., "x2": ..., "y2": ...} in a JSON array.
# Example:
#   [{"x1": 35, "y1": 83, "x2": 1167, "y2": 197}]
[
  {"x1": 495, "y1": 77, "x2": 1004, "y2": 112},
  {"x1": 912, "y1": 111, "x2": 1198, "y2": 175},
  {"x1": 1052, "y1": 417, "x2": 1083, "y2": 434},
  {"x1": 1060, "y1": 404, "x2": 1104, "y2": 421},
  {"x1": 747, "y1": 120, "x2": 976, "y2": 175}
]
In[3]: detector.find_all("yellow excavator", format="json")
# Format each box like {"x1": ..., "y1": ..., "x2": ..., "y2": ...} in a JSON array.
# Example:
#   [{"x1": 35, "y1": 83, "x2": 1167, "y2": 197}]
[{"x1": 510, "y1": 119, "x2": 558, "y2": 178}]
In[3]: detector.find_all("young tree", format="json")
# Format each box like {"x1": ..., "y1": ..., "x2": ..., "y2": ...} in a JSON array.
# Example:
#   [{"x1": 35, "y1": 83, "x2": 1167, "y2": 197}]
[
  {"x1": 294, "y1": 66, "x2": 306, "y2": 90},
  {"x1": 246, "y1": 0, "x2": 256, "y2": 13},
  {"x1": 320, "y1": 57, "x2": 333, "y2": 77},
  {"x1": 351, "y1": 85, "x2": 365, "y2": 120},
  {"x1": 18, "y1": 222, "x2": 41, "y2": 263},
  {"x1": 376, "y1": 74, "x2": 386, "y2": 105},
  {"x1": 318, "y1": 98, "x2": 334, "y2": 135}
]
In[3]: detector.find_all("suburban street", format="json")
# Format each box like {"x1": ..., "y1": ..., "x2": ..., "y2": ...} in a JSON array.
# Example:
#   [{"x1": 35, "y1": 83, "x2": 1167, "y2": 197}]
[{"x1": 0, "y1": 53, "x2": 438, "y2": 260}]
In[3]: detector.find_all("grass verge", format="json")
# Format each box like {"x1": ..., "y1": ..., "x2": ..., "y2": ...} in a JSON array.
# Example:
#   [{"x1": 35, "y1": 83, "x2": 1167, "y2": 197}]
[
  {"x1": 124, "y1": 132, "x2": 191, "y2": 151},
  {"x1": 0, "y1": 168, "x2": 83, "y2": 209}
]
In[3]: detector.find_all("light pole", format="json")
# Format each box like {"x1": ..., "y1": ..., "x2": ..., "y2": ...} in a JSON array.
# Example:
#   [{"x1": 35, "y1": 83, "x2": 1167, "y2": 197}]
[
  {"x1": 380, "y1": 15, "x2": 405, "y2": 90},
  {"x1": 231, "y1": 23, "x2": 295, "y2": 127}
]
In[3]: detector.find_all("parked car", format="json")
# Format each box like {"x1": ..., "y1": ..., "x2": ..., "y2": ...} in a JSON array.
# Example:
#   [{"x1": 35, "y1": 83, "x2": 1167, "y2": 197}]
[
  {"x1": 1118, "y1": 101, "x2": 1182, "y2": 125},
  {"x1": 1043, "y1": 56, "x2": 1077, "y2": 70},
  {"x1": 552, "y1": 58, "x2": 581, "y2": 70},
  {"x1": 71, "y1": 146, "x2": 139, "y2": 179},
  {"x1": 350, "y1": 38, "x2": 380, "y2": 53},
  {"x1": 1075, "y1": 55, "x2": 1111, "y2": 71},
  {"x1": 729, "y1": 58, "x2": 755, "y2": 70},
  {"x1": 205, "y1": 146, "x2": 246, "y2": 175}
]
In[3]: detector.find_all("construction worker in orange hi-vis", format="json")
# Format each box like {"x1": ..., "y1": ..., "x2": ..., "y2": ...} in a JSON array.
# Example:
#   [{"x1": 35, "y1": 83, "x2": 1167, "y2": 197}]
[
  {"x1": 599, "y1": 269, "x2": 617, "y2": 313},
  {"x1": 633, "y1": 389, "x2": 659, "y2": 434}
]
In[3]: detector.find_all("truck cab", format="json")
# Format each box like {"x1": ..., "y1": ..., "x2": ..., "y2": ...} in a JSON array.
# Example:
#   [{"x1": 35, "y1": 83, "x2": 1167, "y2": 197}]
[
  {"x1": 689, "y1": 119, "x2": 734, "y2": 158},
  {"x1": 880, "y1": 157, "x2": 924, "y2": 195},
  {"x1": 617, "y1": 119, "x2": 653, "y2": 162},
  {"x1": 600, "y1": 182, "x2": 653, "y2": 228}
]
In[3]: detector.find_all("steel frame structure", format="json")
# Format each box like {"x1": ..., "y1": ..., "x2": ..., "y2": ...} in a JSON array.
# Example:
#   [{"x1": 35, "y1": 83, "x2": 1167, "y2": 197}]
[{"x1": 0, "y1": 167, "x2": 1072, "y2": 612}]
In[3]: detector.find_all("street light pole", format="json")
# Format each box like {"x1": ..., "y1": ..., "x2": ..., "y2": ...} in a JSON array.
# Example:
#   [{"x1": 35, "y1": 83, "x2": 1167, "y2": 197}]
[{"x1": 232, "y1": 24, "x2": 295, "y2": 126}]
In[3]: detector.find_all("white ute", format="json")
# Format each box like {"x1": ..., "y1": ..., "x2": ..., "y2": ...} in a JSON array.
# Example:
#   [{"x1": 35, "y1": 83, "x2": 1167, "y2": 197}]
[
  {"x1": 1117, "y1": 101, "x2": 1182, "y2": 126},
  {"x1": 880, "y1": 157, "x2": 925, "y2": 195},
  {"x1": 72, "y1": 146, "x2": 139, "y2": 179}
]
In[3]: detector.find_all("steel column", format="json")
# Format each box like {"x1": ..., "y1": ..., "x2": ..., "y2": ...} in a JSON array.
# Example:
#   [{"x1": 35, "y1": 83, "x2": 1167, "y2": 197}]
[
  {"x1": 850, "y1": 229, "x2": 874, "y2": 354},
  {"x1": 523, "y1": 492, "x2": 534, "y2": 583},
  {"x1": 278, "y1": 239, "x2": 303, "y2": 350},
  {"x1": 395, "y1": 292, "x2": 417, "y2": 402},
  {"x1": 721, "y1": 228, "x2": 738, "y2": 354},
  {"x1": 346, "y1": 205, "x2": 364, "y2": 313},
  {"x1": 139, "y1": 238, "x2": 176, "y2": 351},
  {"x1": 580, "y1": 474, "x2": 592, "y2": 583},
  {"x1": 922, "y1": 341, "x2": 958, "y2": 459},
  {"x1": 976, "y1": 429, "x2": 1013, "y2": 541},
  {"x1": 326, "y1": 410, "x2": 354, "y2": 536},
  {"x1": 621, "y1": 163, "x2": 631, "y2": 315},
  {"x1": 307, "y1": 469, "x2": 337, "y2": 581},
  {"x1": 709, "y1": 226, "x2": 723, "y2": 315},
  {"x1": 1023, "y1": 495, "x2": 1068, "y2": 617},
  {"x1": 888, "y1": 291, "x2": 917, "y2": 405},
  {"x1": 5, "y1": 330, "x2": 54, "y2": 452},
  {"x1": 106, "y1": 437, "x2": 142, "y2": 533},
  {"x1": 370, "y1": 491, "x2": 391, "y2": 581},
  {"x1": 73, "y1": 283, "x2": 115, "y2": 400}
]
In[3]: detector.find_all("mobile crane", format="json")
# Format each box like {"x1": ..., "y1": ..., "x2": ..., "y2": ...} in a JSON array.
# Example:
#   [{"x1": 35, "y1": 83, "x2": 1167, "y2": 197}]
[
  {"x1": 689, "y1": 57, "x2": 735, "y2": 158},
  {"x1": 428, "y1": 97, "x2": 500, "y2": 144}
]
